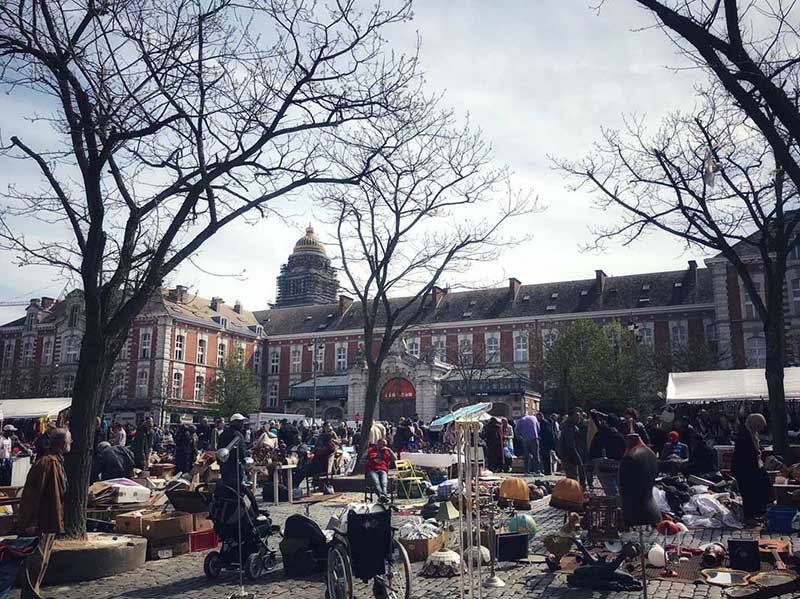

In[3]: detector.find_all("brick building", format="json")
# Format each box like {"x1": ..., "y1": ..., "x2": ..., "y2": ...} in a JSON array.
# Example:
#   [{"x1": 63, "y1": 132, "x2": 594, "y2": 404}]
[
  {"x1": 2, "y1": 226, "x2": 797, "y2": 424},
  {"x1": 0, "y1": 286, "x2": 264, "y2": 425}
]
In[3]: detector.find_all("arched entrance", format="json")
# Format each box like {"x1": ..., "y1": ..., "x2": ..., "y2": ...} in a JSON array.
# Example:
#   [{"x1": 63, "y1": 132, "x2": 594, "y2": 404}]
[
  {"x1": 323, "y1": 406, "x2": 344, "y2": 422},
  {"x1": 379, "y1": 378, "x2": 416, "y2": 424}
]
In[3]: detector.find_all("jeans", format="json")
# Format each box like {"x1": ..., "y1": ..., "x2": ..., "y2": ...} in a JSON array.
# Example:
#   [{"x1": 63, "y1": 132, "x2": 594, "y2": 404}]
[
  {"x1": 367, "y1": 469, "x2": 388, "y2": 496},
  {"x1": 539, "y1": 445, "x2": 553, "y2": 475},
  {"x1": 523, "y1": 438, "x2": 541, "y2": 474}
]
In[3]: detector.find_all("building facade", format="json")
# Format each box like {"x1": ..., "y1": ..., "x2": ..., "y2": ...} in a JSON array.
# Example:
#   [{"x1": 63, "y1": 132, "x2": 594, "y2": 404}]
[{"x1": 3, "y1": 227, "x2": 798, "y2": 424}]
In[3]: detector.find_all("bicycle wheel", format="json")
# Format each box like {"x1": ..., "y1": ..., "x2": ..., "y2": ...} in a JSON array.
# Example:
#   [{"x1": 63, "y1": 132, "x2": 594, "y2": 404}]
[
  {"x1": 380, "y1": 538, "x2": 411, "y2": 599},
  {"x1": 327, "y1": 542, "x2": 354, "y2": 599}
]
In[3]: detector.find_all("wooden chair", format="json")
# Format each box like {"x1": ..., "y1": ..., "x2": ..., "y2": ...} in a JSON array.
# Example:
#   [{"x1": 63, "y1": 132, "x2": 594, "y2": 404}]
[{"x1": 394, "y1": 459, "x2": 426, "y2": 499}]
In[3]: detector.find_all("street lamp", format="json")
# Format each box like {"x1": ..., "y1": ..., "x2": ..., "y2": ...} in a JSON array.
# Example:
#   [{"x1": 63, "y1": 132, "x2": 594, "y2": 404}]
[{"x1": 308, "y1": 338, "x2": 324, "y2": 425}]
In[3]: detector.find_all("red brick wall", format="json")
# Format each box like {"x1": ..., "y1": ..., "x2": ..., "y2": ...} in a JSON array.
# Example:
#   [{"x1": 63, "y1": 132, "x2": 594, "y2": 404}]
[
  {"x1": 688, "y1": 317, "x2": 704, "y2": 346},
  {"x1": 324, "y1": 341, "x2": 335, "y2": 374},
  {"x1": 654, "y1": 320, "x2": 670, "y2": 358},
  {"x1": 500, "y1": 331, "x2": 513, "y2": 364},
  {"x1": 446, "y1": 335, "x2": 458, "y2": 363},
  {"x1": 473, "y1": 333, "x2": 485, "y2": 365}
]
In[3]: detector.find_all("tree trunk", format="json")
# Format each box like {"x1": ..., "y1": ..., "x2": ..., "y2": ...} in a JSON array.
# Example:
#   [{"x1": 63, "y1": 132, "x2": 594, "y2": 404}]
[
  {"x1": 765, "y1": 308, "x2": 789, "y2": 458},
  {"x1": 63, "y1": 335, "x2": 109, "y2": 539},
  {"x1": 356, "y1": 364, "x2": 383, "y2": 472}
]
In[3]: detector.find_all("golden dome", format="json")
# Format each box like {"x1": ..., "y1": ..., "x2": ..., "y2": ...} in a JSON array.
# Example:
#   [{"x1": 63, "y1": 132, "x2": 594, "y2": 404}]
[{"x1": 293, "y1": 226, "x2": 326, "y2": 255}]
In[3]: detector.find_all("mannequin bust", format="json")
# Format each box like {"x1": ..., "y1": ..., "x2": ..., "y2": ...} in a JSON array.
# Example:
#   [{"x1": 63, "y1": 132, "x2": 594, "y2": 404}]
[{"x1": 618, "y1": 434, "x2": 660, "y2": 527}]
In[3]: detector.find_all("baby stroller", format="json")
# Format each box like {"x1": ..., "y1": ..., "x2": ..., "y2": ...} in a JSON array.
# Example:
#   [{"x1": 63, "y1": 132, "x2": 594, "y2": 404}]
[{"x1": 203, "y1": 482, "x2": 281, "y2": 580}]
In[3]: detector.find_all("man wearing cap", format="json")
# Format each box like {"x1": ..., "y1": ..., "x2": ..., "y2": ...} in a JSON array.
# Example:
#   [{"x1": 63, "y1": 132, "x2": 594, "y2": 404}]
[
  {"x1": 92, "y1": 441, "x2": 135, "y2": 481},
  {"x1": 218, "y1": 414, "x2": 247, "y2": 487},
  {"x1": 0, "y1": 424, "x2": 18, "y2": 486},
  {"x1": 132, "y1": 416, "x2": 154, "y2": 470}
]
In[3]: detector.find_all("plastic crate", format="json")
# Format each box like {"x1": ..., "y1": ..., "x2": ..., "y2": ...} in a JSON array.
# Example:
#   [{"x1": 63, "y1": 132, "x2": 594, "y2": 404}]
[
  {"x1": 766, "y1": 506, "x2": 797, "y2": 533},
  {"x1": 189, "y1": 529, "x2": 219, "y2": 552}
]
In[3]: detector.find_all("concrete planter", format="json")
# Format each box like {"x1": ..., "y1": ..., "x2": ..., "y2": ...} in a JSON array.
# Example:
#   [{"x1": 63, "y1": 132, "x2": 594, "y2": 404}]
[{"x1": 42, "y1": 533, "x2": 147, "y2": 586}]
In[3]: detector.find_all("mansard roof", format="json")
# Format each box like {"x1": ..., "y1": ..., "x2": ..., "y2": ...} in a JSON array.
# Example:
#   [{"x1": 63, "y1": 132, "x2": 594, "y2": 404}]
[{"x1": 256, "y1": 263, "x2": 713, "y2": 338}]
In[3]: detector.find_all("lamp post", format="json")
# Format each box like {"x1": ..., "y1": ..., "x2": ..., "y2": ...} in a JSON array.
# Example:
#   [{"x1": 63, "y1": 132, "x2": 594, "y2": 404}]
[{"x1": 309, "y1": 337, "x2": 323, "y2": 425}]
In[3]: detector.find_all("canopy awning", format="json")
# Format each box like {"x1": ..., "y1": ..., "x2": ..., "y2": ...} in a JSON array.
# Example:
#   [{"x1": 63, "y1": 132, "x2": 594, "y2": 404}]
[
  {"x1": 429, "y1": 402, "x2": 492, "y2": 431},
  {"x1": 666, "y1": 368, "x2": 800, "y2": 404},
  {"x1": 0, "y1": 397, "x2": 72, "y2": 419}
]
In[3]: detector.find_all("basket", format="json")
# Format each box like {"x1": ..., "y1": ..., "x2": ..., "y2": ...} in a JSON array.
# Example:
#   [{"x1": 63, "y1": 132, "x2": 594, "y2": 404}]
[{"x1": 189, "y1": 529, "x2": 219, "y2": 552}]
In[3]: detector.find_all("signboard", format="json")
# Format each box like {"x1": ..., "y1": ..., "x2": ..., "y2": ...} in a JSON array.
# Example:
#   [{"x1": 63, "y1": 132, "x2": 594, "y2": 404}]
[
  {"x1": 380, "y1": 378, "x2": 415, "y2": 402},
  {"x1": 179, "y1": 414, "x2": 194, "y2": 424}
]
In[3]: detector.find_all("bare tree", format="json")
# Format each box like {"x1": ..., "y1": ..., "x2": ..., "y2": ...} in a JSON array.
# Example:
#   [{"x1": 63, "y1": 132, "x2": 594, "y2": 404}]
[
  {"x1": 0, "y1": 0, "x2": 418, "y2": 537},
  {"x1": 556, "y1": 76, "x2": 799, "y2": 456},
  {"x1": 325, "y1": 98, "x2": 530, "y2": 457}
]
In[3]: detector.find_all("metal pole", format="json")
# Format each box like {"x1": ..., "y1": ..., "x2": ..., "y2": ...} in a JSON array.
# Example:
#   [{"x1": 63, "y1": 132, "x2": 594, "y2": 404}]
[{"x1": 312, "y1": 337, "x2": 318, "y2": 426}]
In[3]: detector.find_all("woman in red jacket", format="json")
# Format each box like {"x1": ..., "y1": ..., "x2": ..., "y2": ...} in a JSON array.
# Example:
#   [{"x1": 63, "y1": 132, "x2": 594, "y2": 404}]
[{"x1": 366, "y1": 438, "x2": 396, "y2": 500}]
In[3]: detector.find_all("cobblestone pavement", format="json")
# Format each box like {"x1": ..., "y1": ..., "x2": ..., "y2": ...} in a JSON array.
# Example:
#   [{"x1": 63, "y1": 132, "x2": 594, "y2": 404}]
[{"x1": 11, "y1": 479, "x2": 799, "y2": 599}]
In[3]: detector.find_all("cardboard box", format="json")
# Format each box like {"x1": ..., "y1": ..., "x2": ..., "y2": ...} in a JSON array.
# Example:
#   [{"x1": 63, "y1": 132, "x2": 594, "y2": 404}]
[
  {"x1": 116, "y1": 511, "x2": 193, "y2": 539},
  {"x1": 193, "y1": 512, "x2": 214, "y2": 532},
  {"x1": 147, "y1": 534, "x2": 190, "y2": 560},
  {"x1": 399, "y1": 531, "x2": 445, "y2": 562}
]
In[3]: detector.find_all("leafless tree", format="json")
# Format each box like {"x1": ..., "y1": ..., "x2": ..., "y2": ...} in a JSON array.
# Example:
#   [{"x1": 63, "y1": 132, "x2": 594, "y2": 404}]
[
  {"x1": 324, "y1": 98, "x2": 531, "y2": 457},
  {"x1": 0, "y1": 0, "x2": 418, "y2": 537},
  {"x1": 558, "y1": 0, "x2": 800, "y2": 456}
]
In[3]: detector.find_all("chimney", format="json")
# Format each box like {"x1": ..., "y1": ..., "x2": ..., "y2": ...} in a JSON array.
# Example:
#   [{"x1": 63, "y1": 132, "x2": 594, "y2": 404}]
[
  {"x1": 509, "y1": 278, "x2": 521, "y2": 302},
  {"x1": 431, "y1": 286, "x2": 445, "y2": 307},
  {"x1": 174, "y1": 285, "x2": 188, "y2": 303},
  {"x1": 40, "y1": 297, "x2": 54, "y2": 310},
  {"x1": 338, "y1": 294, "x2": 353, "y2": 314},
  {"x1": 210, "y1": 296, "x2": 224, "y2": 311},
  {"x1": 688, "y1": 259, "x2": 698, "y2": 286},
  {"x1": 595, "y1": 269, "x2": 607, "y2": 292},
  {"x1": 233, "y1": 300, "x2": 242, "y2": 314}
]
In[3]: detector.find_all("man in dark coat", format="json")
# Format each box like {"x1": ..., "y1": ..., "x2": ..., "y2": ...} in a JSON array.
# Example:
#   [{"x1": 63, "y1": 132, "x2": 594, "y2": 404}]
[
  {"x1": 218, "y1": 414, "x2": 247, "y2": 487},
  {"x1": 131, "y1": 416, "x2": 155, "y2": 470},
  {"x1": 92, "y1": 441, "x2": 135, "y2": 481},
  {"x1": 18, "y1": 428, "x2": 70, "y2": 599},
  {"x1": 558, "y1": 409, "x2": 586, "y2": 487},
  {"x1": 537, "y1": 413, "x2": 555, "y2": 475}
]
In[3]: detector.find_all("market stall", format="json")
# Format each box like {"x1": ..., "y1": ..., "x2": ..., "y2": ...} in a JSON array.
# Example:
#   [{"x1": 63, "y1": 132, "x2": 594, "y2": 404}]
[{"x1": 666, "y1": 367, "x2": 800, "y2": 404}]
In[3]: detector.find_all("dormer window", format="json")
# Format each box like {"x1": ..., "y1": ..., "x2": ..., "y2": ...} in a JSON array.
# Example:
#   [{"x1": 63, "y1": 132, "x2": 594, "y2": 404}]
[
  {"x1": 580, "y1": 290, "x2": 589, "y2": 296},
  {"x1": 305, "y1": 315, "x2": 312, "y2": 321},
  {"x1": 550, "y1": 292, "x2": 559, "y2": 299},
  {"x1": 546, "y1": 305, "x2": 557, "y2": 311},
  {"x1": 327, "y1": 313, "x2": 334, "y2": 319},
  {"x1": 674, "y1": 282, "x2": 683, "y2": 288},
  {"x1": 642, "y1": 284, "x2": 651, "y2": 291},
  {"x1": 68, "y1": 305, "x2": 80, "y2": 328},
  {"x1": 212, "y1": 315, "x2": 229, "y2": 328},
  {"x1": 639, "y1": 297, "x2": 651, "y2": 304},
  {"x1": 462, "y1": 311, "x2": 473, "y2": 318},
  {"x1": 522, "y1": 295, "x2": 530, "y2": 301},
  {"x1": 469, "y1": 300, "x2": 477, "y2": 306},
  {"x1": 317, "y1": 324, "x2": 327, "y2": 330}
]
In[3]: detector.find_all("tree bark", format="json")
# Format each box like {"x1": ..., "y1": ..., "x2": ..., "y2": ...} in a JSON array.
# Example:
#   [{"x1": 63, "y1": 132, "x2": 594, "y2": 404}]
[
  {"x1": 764, "y1": 299, "x2": 789, "y2": 458},
  {"x1": 63, "y1": 334, "x2": 110, "y2": 539},
  {"x1": 355, "y1": 363, "x2": 383, "y2": 473}
]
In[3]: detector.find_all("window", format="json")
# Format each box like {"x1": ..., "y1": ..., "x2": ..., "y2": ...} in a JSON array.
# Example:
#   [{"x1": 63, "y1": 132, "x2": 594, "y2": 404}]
[
  {"x1": 407, "y1": 337, "x2": 420, "y2": 359},
  {"x1": 336, "y1": 345, "x2": 347, "y2": 371},
  {"x1": 253, "y1": 347, "x2": 262, "y2": 373},
  {"x1": 486, "y1": 335, "x2": 499, "y2": 364},
  {"x1": 218, "y1": 316, "x2": 228, "y2": 329},
  {"x1": 434, "y1": 338, "x2": 446, "y2": 362},
  {"x1": 236, "y1": 344, "x2": 245, "y2": 365},
  {"x1": 68, "y1": 305, "x2": 80, "y2": 328},
  {"x1": 790, "y1": 240, "x2": 800, "y2": 260},
  {"x1": 268, "y1": 384, "x2": 278, "y2": 408},
  {"x1": 744, "y1": 281, "x2": 761, "y2": 320},
  {"x1": 543, "y1": 331, "x2": 557, "y2": 352},
  {"x1": 21, "y1": 339, "x2": 33, "y2": 367},
  {"x1": 63, "y1": 374, "x2": 75, "y2": 396},
  {"x1": 139, "y1": 331, "x2": 151, "y2": 359},
  {"x1": 514, "y1": 334, "x2": 528, "y2": 362},
  {"x1": 314, "y1": 344, "x2": 324, "y2": 370},
  {"x1": 458, "y1": 337, "x2": 473, "y2": 365},
  {"x1": 172, "y1": 371, "x2": 183, "y2": 399},
  {"x1": 746, "y1": 336, "x2": 767, "y2": 368},
  {"x1": 291, "y1": 347, "x2": 301, "y2": 373},
  {"x1": 270, "y1": 351, "x2": 280, "y2": 375},
  {"x1": 217, "y1": 342, "x2": 226, "y2": 367},
  {"x1": 174, "y1": 334, "x2": 184, "y2": 361},
  {"x1": 705, "y1": 323, "x2": 718, "y2": 349},
  {"x1": 42, "y1": 338, "x2": 53, "y2": 365},
  {"x1": 24, "y1": 311, "x2": 35, "y2": 331},
  {"x1": 197, "y1": 339, "x2": 206, "y2": 364},
  {"x1": 671, "y1": 323, "x2": 688, "y2": 348},
  {"x1": 64, "y1": 336, "x2": 79, "y2": 363},
  {"x1": 120, "y1": 339, "x2": 130, "y2": 361},
  {"x1": 112, "y1": 370, "x2": 124, "y2": 399},
  {"x1": 136, "y1": 368, "x2": 149, "y2": 398},
  {"x1": 2, "y1": 342, "x2": 13, "y2": 369},
  {"x1": 639, "y1": 326, "x2": 654, "y2": 346},
  {"x1": 194, "y1": 375, "x2": 205, "y2": 401},
  {"x1": 793, "y1": 279, "x2": 800, "y2": 314}
]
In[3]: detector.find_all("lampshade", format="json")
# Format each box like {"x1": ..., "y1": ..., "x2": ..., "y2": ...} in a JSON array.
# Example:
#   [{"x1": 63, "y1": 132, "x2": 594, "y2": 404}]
[{"x1": 436, "y1": 500, "x2": 460, "y2": 522}]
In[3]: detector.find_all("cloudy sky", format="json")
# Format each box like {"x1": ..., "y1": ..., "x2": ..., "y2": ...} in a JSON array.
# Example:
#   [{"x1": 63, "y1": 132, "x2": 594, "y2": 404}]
[{"x1": 0, "y1": 1, "x2": 709, "y2": 324}]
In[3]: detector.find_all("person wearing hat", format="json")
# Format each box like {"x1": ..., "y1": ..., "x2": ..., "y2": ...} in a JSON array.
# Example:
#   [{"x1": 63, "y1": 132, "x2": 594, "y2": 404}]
[
  {"x1": 659, "y1": 431, "x2": 688, "y2": 460},
  {"x1": 131, "y1": 416, "x2": 155, "y2": 470},
  {"x1": 91, "y1": 441, "x2": 135, "y2": 482},
  {"x1": 218, "y1": 414, "x2": 247, "y2": 487},
  {"x1": 0, "y1": 425, "x2": 18, "y2": 486}
]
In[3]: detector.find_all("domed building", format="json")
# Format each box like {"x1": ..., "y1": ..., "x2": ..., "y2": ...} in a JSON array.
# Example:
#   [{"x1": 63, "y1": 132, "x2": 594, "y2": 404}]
[{"x1": 274, "y1": 226, "x2": 339, "y2": 308}]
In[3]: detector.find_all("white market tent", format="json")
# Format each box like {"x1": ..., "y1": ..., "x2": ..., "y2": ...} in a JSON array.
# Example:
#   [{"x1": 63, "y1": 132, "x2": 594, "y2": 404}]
[
  {"x1": 0, "y1": 397, "x2": 72, "y2": 419},
  {"x1": 666, "y1": 368, "x2": 800, "y2": 404}
]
